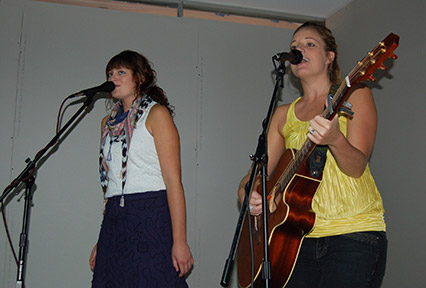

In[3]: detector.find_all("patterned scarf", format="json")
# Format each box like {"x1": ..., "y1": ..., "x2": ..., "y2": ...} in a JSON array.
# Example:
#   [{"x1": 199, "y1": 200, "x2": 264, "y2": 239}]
[{"x1": 99, "y1": 95, "x2": 152, "y2": 204}]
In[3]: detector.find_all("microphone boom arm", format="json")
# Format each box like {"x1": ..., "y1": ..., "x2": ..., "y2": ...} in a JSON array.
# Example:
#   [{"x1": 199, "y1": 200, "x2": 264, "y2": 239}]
[{"x1": 1, "y1": 94, "x2": 98, "y2": 287}]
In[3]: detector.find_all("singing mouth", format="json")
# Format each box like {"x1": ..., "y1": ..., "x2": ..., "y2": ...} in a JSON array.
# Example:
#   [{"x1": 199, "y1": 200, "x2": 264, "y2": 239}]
[{"x1": 302, "y1": 57, "x2": 310, "y2": 62}]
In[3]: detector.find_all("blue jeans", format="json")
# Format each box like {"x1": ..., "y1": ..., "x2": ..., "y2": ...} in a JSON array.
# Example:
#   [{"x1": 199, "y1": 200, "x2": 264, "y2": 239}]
[{"x1": 285, "y1": 231, "x2": 387, "y2": 288}]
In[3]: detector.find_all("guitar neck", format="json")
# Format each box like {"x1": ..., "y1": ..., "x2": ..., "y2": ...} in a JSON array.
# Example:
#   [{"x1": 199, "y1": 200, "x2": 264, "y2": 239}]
[{"x1": 278, "y1": 140, "x2": 315, "y2": 188}]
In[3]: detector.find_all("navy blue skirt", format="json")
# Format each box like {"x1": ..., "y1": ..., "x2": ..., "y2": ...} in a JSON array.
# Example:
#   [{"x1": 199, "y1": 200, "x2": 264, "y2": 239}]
[{"x1": 92, "y1": 191, "x2": 188, "y2": 288}]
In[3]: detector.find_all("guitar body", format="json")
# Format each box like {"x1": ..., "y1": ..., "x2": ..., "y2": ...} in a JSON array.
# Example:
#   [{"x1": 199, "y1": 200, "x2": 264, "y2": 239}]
[{"x1": 237, "y1": 148, "x2": 321, "y2": 288}]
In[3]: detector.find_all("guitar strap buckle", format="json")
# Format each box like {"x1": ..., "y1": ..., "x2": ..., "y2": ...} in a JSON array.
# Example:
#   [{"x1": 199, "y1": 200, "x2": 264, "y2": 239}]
[{"x1": 308, "y1": 145, "x2": 327, "y2": 178}]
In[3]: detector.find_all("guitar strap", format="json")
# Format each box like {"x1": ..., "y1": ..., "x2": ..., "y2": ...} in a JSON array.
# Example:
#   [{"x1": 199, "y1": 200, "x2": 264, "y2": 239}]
[{"x1": 308, "y1": 84, "x2": 339, "y2": 178}]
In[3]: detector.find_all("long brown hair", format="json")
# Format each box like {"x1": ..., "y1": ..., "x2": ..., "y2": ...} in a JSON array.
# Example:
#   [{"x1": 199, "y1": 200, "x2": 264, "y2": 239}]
[
  {"x1": 106, "y1": 50, "x2": 174, "y2": 115},
  {"x1": 294, "y1": 22, "x2": 341, "y2": 84}
]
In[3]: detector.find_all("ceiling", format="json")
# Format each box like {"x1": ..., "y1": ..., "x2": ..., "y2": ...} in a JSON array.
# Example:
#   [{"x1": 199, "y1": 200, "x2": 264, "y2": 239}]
[{"x1": 120, "y1": 0, "x2": 355, "y2": 22}]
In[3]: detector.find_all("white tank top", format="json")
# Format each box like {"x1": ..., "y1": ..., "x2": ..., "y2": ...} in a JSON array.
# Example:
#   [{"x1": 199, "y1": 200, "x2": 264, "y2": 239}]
[{"x1": 104, "y1": 101, "x2": 166, "y2": 198}]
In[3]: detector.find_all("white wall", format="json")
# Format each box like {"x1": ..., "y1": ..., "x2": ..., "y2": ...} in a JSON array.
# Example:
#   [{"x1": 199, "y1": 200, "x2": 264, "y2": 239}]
[
  {"x1": 2, "y1": 0, "x2": 424, "y2": 287},
  {"x1": 328, "y1": 0, "x2": 426, "y2": 287},
  {"x1": 0, "y1": 0, "x2": 298, "y2": 287}
]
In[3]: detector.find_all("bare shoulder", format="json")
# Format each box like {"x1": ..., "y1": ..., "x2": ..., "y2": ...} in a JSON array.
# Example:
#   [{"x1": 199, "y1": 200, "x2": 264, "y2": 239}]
[
  {"x1": 148, "y1": 103, "x2": 172, "y2": 119},
  {"x1": 274, "y1": 103, "x2": 291, "y2": 117},
  {"x1": 146, "y1": 104, "x2": 176, "y2": 134},
  {"x1": 272, "y1": 103, "x2": 291, "y2": 130},
  {"x1": 147, "y1": 104, "x2": 173, "y2": 125},
  {"x1": 347, "y1": 83, "x2": 374, "y2": 104},
  {"x1": 101, "y1": 115, "x2": 109, "y2": 132},
  {"x1": 346, "y1": 83, "x2": 376, "y2": 115}
]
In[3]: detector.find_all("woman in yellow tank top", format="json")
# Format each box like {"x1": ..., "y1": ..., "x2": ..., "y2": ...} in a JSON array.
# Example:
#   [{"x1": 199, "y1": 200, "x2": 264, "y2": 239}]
[{"x1": 238, "y1": 22, "x2": 387, "y2": 287}]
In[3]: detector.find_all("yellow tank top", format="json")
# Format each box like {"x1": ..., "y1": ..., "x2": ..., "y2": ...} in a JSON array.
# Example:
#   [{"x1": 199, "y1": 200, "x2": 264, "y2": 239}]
[{"x1": 283, "y1": 98, "x2": 385, "y2": 237}]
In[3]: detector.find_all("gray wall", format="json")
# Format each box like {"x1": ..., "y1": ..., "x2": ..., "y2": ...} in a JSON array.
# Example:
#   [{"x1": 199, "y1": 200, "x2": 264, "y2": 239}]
[
  {"x1": 1, "y1": 0, "x2": 425, "y2": 287},
  {"x1": 327, "y1": 0, "x2": 426, "y2": 287}
]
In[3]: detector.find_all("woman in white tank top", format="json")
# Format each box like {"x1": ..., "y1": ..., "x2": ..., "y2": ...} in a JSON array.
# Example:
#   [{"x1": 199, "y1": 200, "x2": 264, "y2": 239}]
[{"x1": 89, "y1": 50, "x2": 193, "y2": 288}]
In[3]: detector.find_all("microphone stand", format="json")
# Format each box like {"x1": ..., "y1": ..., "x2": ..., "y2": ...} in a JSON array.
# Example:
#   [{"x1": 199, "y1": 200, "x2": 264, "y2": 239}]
[
  {"x1": 0, "y1": 92, "x2": 99, "y2": 288},
  {"x1": 221, "y1": 59, "x2": 287, "y2": 287}
]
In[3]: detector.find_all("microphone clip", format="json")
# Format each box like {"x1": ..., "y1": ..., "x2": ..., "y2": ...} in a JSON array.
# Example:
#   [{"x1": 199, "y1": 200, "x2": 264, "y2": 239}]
[{"x1": 274, "y1": 49, "x2": 303, "y2": 65}]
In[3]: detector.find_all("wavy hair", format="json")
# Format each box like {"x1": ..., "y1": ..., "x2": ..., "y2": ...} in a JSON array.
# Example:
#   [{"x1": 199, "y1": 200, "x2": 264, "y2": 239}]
[{"x1": 105, "y1": 50, "x2": 174, "y2": 115}]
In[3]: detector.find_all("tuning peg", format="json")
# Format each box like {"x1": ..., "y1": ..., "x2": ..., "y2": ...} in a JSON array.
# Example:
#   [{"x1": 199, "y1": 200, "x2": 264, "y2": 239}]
[
  {"x1": 390, "y1": 53, "x2": 398, "y2": 59},
  {"x1": 368, "y1": 75, "x2": 377, "y2": 82},
  {"x1": 378, "y1": 64, "x2": 388, "y2": 70}
]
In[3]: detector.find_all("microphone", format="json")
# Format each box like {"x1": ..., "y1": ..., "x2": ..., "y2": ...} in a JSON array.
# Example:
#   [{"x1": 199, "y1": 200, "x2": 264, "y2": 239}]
[
  {"x1": 274, "y1": 49, "x2": 303, "y2": 65},
  {"x1": 70, "y1": 81, "x2": 115, "y2": 98}
]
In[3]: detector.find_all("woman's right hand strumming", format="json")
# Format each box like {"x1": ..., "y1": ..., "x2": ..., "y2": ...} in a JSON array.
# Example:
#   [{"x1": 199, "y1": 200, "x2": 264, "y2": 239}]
[{"x1": 238, "y1": 175, "x2": 263, "y2": 216}]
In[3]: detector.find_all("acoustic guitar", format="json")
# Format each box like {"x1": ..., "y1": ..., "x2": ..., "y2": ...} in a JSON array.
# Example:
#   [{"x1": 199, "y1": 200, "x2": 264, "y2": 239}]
[{"x1": 237, "y1": 33, "x2": 399, "y2": 288}]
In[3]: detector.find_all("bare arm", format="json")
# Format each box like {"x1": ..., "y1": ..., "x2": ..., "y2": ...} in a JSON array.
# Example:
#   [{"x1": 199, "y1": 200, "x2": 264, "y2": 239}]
[
  {"x1": 101, "y1": 115, "x2": 108, "y2": 132},
  {"x1": 146, "y1": 105, "x2": 193, "y2": 276},
  {"x1": 89, "y1": 115, "x2": 109, "y2": 271},
  {"x1": 307, "y1": 85, "x2": 377, "y2": 178}
]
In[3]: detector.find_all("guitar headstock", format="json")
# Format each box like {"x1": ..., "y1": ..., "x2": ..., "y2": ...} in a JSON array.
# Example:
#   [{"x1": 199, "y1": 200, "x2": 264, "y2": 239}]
[
  {"x1": 325, "y1": 33, "x2": 400, "y2": 120},
  {"x1": 350, "y1": 33, "x2": 399, "y2": 84}
]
